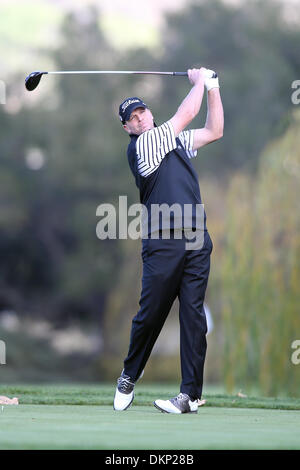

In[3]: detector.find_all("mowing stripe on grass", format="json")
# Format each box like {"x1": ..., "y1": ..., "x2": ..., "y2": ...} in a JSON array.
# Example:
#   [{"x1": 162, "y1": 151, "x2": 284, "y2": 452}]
[
  {"x1": 1, "y1": 384, "x2": 299, "y2": 409},
  {"x1": 0, "y1": 405, "x2": 299, "y2": 450}
]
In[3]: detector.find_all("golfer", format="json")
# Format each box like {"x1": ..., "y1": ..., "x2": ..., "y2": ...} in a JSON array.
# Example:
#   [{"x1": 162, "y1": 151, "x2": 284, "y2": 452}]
[{"x1": 114, "y1": 67, "x2": 224, "y2": 413}]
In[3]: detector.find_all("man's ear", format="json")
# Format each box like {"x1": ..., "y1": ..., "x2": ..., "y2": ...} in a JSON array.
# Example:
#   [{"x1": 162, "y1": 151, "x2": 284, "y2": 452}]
[{"x1": 123, "y1": 124, "x2": 130, "y2": 134}]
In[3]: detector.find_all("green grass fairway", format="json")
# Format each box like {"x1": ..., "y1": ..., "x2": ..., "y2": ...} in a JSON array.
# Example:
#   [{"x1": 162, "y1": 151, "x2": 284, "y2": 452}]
[
  {"x1": 0, "y1": 384, "x2": 299, "y2": 450},
  {"x1": 1, "y1": 405, "x2": 300, "y2": 450}
]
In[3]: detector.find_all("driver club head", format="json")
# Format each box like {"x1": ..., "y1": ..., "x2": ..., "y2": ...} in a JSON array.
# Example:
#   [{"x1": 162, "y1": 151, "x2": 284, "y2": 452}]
[{"x1": 25, "y1": 71, "x2": 47, "y2": 91}]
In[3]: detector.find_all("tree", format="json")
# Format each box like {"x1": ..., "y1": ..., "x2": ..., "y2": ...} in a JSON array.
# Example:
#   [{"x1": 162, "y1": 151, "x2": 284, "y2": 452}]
[{"x1": 221, "y1": 109, "x2": 300, "y2": 396}]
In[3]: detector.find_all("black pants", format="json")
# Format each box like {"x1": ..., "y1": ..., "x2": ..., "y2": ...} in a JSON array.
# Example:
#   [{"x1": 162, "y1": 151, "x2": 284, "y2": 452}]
[{"x1": 123, "y1": 230, "x2": 213, "y2": 400}]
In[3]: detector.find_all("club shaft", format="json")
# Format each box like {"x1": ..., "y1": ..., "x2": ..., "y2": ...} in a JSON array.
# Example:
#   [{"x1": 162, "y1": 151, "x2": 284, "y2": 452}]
[{"x1": 46, "y1": 70, "x2": 187, "y2": 76}]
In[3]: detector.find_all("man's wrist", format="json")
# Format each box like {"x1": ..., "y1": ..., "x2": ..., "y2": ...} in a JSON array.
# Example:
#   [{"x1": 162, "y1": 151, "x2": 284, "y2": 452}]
[
  {"x1": 207, "y1": 85, "x2": 220, "y2": 93},
  {"x1": 193, "y1": 78, "x2": 205, "y2": 89}
]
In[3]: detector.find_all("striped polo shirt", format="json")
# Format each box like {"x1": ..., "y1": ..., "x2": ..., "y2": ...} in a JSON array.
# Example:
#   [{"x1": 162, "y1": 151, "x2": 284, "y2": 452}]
[
  {"x1": 127, "y1": 121, "x2": 206, "y2": 236},
  {"x1": 135, "y1": 121, "x2": 197, "y2": 177}
]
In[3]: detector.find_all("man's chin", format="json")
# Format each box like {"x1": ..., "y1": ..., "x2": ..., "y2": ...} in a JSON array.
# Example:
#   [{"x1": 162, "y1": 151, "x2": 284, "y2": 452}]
[{"x1": 141, "y1": 125, "x2": 152, "y2": 133}]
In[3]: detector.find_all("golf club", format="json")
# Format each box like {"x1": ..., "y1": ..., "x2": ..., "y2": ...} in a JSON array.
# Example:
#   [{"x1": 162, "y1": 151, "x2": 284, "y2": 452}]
[{"x1": 25, "y1": 70, "x2": 217, "y2": 91}]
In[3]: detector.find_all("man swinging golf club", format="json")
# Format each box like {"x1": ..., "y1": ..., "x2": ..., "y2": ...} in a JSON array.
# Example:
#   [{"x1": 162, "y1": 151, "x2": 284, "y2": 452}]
[{"x1": 114, "y1": 67, "x2": 224, "y2": 413}]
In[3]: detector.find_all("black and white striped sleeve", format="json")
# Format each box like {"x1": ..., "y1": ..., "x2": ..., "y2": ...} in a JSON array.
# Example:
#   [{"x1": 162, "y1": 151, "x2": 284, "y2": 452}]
[
  {"x1": 136, "y1": 121, "x2": 177, "y2": 177},
  {"x1": 178, "y1": 130, "x2": 198, "y2": 159}
]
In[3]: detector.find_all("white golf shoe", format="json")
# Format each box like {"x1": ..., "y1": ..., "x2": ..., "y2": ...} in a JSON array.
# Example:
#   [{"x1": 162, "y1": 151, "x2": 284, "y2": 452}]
[
  {"x1": 113, "y1": 370, "x2": 144, "y2": 411},
  {"x1": 154, "y1": 393, "x2": 198, "y2": 414},
  {"x1": 113, "y1": 375, "x2": 135, "y2": 411}
]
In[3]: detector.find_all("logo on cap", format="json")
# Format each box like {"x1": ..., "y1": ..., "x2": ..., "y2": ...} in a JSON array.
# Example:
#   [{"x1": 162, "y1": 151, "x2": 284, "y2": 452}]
[
  {"x1": 119, "y1": 97, "x2": 148, "y2": 123},
  {"x1": 121, "y1": 99, "x2": 140, "y2": 113}
]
